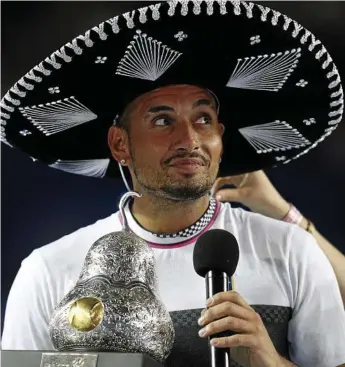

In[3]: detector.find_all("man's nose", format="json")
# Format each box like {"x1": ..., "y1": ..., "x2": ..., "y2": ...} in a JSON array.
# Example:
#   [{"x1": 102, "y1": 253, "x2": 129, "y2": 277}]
[{"x1": 173, "y1": 119, "x2": 200, "y2": 152}]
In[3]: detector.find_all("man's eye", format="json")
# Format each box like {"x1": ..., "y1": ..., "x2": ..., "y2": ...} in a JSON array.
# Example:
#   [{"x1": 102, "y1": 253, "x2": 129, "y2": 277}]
[
  {"x1": 196, "y1": 114, "x2": 212, "y2": 124},
  {"x1": 153, "y1": 116, "x2": 172, "y2": 126}
]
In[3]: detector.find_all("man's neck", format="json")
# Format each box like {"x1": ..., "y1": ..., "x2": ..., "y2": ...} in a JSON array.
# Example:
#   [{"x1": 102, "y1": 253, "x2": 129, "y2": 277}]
[{"x1": 130, "y1": 193, "x2": 210, "y2": 234}]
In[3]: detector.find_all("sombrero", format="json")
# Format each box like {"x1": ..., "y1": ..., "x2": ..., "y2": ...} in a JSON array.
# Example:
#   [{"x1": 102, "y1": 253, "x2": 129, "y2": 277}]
[{"x1": 1, "y1": 0, "x2": 343, "y2": 179}]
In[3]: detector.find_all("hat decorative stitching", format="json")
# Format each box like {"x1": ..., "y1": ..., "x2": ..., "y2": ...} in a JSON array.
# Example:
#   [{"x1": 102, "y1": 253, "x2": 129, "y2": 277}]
[
  {"x1": 225, "y1": 49, "x2": 301, "y2": 92},
  {"x1": 48, "y1": 159, "x2": 111, "y2": 178},
  {"x1": 115, "y1": 30, "x2": 183, "y2": 81},
  {"x1": 238, "y1": 120, "x2": 310, "y2": 154},
  {"x1": 18, "y1": 97, "x2": 98, "y2": 136}
]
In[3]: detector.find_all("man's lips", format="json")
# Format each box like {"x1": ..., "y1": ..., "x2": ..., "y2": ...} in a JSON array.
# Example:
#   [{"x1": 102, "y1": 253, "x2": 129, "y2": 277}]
[{"x1": 168, "y1": 158, "x2": 205, "y2": 167}]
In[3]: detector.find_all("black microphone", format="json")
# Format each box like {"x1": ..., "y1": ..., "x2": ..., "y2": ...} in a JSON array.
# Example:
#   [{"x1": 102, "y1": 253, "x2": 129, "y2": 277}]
[{"x1": 193, "y1": 229, "x2": 240, "y2": 367}]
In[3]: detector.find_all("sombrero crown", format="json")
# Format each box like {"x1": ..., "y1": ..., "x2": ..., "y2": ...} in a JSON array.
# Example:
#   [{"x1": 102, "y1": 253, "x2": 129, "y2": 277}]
[{"x1": 1, "y1": 0, "x2": 343, "y2": 178}]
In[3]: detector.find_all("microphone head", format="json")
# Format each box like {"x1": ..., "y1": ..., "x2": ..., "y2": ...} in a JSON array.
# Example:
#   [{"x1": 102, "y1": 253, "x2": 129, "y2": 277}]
[{"x1": 193, "y1": 229, "x2": 239, "y2": 278}]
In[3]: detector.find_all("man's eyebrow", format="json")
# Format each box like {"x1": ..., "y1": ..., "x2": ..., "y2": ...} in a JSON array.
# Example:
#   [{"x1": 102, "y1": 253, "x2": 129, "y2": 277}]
[
  {"x1": 148, "y1": 105, "x2": 174, "y2": 113},
  {"x1": 147, "y1": 98, "x2": 216, "y2": 114},
  {"x1": 192, "y1": 98, "x2": 215, "y2": 110}
]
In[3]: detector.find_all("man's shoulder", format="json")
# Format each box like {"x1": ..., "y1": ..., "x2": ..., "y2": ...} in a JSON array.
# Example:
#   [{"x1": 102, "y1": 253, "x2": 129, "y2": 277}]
[
  {"x1": 221, "y1": 202, "x2": 294, "y2": 235},
  {"x1": 220, "y1": 202, "x2": 314, "y2": 253}
]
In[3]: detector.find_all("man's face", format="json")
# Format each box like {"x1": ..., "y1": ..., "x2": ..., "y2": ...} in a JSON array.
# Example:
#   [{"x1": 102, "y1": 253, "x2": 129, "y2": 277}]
[{"x1": 121, "y1": 84, "x2": 224, "y2": 201}]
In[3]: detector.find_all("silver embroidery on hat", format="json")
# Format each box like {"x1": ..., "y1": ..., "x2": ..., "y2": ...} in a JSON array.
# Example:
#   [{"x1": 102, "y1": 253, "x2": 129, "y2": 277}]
[
  {"x1": 91, "y1": 22, "x2": 108, "y2": 41},
  {"x1": 328, "y1": 74, "x2": 341, "y2": 89},
  {"x1": 11, "y1": 85, "x2": 26, "y2": 98},
  {"x1": 330, "y1": 86, "x2": 343, "y2": 99},
  {"x1": 329, "y1": 113, "x2": 342, "y2": 126},
  {"x1": 226, "y1": 48, "x2": 301, "y2": 92},
  {"x1": 138, "y1": 7, "x2": 148, "y2": 23},
  {"x1": 239, "y1": 120, "x2": 311, "y2": 154},
  {"x1": 250, "y1": 35, "x2": 261, "y2": 45},
  {"x1": 330, "y1": 98, "x2": 343, "y2": 108},
  {"x1": 19, "y1": 129, "x2": 32, "y2": 136},
  {"x1": 329, "y1": 105, "x2": 343, "y2": 118},
  {"x1": 123, "y1": 11, "x2": 135, "y2": 29},
  {"x1": 149, "y1": 3, "x2": 161, "y2": 20},
  {"x1": 106, "y1": 16, "x2": 120, "y2": 34},
  {"x1": 167, "y1": 0, "x2": 178, "y2": 17},
  {"x1": 324, "y1": 126, "x2": 337, "y2": 134},
  {"x1": 271, "y1": 10, "x2": 281, "y2": 26},
  {"x1": 308, "y1": 33, "x2": 322, "y2": 53},
  {"x1": 49, "y1": 159, "x2": 110, "y2": 178},
  {"x1": 19, "y1": 97, "x2": 97, "y2": 136},
  {"x1": 296, "y1": 79, "x2": 308, "y2": 87},
  {"x1": 193, "y1": 1, "x2": 201, "y2": 15},
  {"x1": 303, "y1": 118, "x2": 316, "y2": 126},
  {"x1": 174, "y1": 31, "x2": 188, "y2": 41},
  {"x1": 241, "y1": 1, "x2": 254, "y2": 18},
  {"x1": 48, "y1": 86, "x2": 60, "y2": 94},
  {"x1": 291, "y1": 20, "x2": 304, "y2": 39},
  {"x1": 205, "y1": 0, "x2": 215, "y2": 15},
  {"x1": 95, "y1": 56, "x2": 107, "y2": 64},
  {"x1": 115, "y1": 30, "x2": 182, "y2": 81},
  {"x1": 256, "y1": 4, "x2": 270, "y2": 21}
]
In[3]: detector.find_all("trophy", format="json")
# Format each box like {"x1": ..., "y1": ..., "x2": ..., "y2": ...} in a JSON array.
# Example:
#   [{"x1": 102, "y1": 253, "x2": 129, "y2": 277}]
[{"x1": 45, "y1": 191, "x2": 175, "y2": 367}]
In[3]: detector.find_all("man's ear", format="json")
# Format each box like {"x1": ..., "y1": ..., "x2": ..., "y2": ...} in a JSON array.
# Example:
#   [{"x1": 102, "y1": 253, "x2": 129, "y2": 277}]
[
  {"x1": 108, "y1": 126, "x2": 130, "y2": 164},
  {"x1": 218, "y1": 121, "x2": 225, "y2": 159},
  {"x1": 218, "y1": 122, "x2": 225, "y2": 136}
]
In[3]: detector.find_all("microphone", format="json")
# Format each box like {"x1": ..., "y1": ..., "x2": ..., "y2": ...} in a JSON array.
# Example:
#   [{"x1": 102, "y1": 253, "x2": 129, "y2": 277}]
[{"x1": 193, "y1": 229, "x2": 240, "y2": 367}]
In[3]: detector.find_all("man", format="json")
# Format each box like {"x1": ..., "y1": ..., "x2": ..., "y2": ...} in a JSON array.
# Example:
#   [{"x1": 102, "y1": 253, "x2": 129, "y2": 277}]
[
  {"x1": 3, "y1": 84, "x2": 345, "y2": 367},
  {"x1": 1, "y1": 1, "x2": 345, "y2": 366}
]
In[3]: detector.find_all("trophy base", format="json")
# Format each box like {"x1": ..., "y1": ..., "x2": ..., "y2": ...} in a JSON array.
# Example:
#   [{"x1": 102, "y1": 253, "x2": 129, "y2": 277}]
[{"x1": 1, "y1": 350, "x2": 164, "y2": 367}]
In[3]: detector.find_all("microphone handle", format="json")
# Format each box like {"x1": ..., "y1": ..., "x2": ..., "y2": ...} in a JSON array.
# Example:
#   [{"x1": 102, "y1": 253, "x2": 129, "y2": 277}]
[{"x1": 206, "y1": 271, "x2": 231, "y2": 367}]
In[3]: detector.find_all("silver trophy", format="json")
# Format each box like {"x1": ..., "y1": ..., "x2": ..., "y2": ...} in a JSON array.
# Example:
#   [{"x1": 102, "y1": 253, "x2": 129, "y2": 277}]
[{"x1": 48, "y1": 191, "x2": 175, "y2": 366}]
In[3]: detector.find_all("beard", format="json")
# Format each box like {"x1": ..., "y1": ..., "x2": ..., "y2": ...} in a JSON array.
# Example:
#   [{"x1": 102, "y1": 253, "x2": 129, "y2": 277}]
[{"x1": 129, "y1": 144, "x2": 217, "y2": 202}]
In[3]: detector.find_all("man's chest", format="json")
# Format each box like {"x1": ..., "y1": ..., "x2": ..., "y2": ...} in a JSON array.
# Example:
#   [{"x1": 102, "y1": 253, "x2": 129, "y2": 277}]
[{"x1": 152, "y1": 247, "x2": 293, "y2": 313}]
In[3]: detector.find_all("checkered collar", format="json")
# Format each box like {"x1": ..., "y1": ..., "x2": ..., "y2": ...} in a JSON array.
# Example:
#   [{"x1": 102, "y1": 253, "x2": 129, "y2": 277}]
[{"x1": 120, "y1": 197, "x2": 221, "y2": 247}]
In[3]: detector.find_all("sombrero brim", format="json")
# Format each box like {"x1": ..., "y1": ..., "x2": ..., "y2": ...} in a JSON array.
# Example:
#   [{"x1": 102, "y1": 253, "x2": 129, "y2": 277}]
[{"x1": 1, "y1": 0, "x2": 343, "y2": 179}]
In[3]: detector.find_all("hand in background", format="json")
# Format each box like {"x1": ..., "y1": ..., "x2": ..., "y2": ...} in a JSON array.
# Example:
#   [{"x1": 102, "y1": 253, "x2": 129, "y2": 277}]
[{"x1": 212, "y1": 170, "x2": 290, "y2": 220}]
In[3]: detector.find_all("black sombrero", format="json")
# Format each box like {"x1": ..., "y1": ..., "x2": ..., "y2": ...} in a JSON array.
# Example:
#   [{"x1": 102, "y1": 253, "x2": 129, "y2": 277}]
[{"x1": 1, "y1": 0, "x2": 343, "y2": 179}]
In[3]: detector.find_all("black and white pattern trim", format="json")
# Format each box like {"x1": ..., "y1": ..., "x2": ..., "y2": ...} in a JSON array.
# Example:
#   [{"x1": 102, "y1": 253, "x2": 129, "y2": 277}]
[
  {"x1": 150, "y1": 197, "x2": 217, "y2": 239},
  {"x1": 1, "y1": 0, "x2": 343, "y2": 167}
]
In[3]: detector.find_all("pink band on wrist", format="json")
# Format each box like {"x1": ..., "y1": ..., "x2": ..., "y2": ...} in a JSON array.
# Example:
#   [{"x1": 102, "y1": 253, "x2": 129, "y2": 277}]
[{"x1": 281, "y1": 204, "x2": 303, "y2": 225}]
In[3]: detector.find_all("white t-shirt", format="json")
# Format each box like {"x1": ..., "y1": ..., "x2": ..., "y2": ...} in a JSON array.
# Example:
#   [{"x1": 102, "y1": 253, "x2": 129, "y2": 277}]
[{"x1": 2, "y1": 202, "x2": 345, "y2": 367}]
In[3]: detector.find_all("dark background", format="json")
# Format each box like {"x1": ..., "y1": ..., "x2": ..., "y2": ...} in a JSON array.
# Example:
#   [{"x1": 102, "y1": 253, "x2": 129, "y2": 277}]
[{"x1": 1, "y1": 1, "x2": 345, "y2": 331}]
